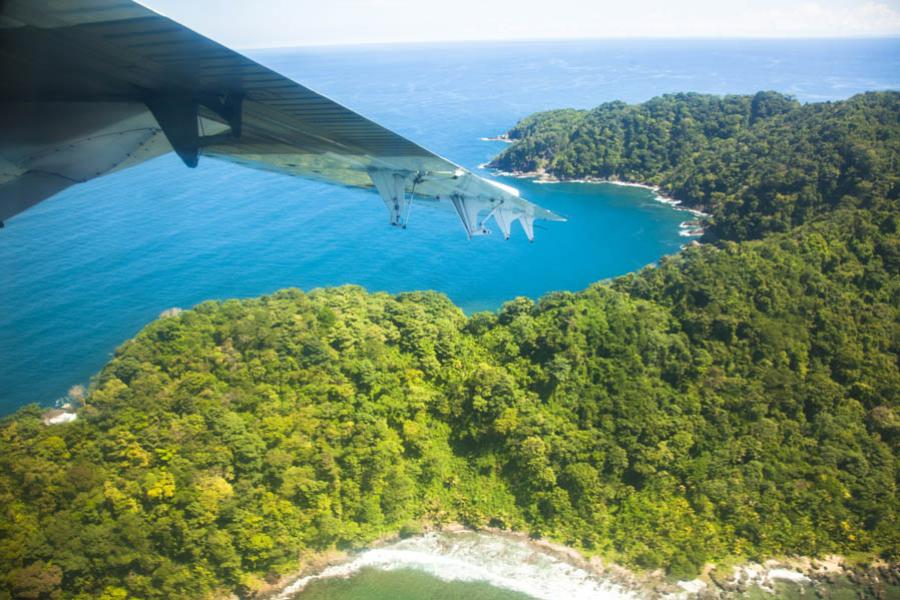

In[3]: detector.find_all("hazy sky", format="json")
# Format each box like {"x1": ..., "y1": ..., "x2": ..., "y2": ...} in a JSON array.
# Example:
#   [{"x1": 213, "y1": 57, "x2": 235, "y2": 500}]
[{"x1": 140, "y1": 0, "x2": 900, "y2": 47}]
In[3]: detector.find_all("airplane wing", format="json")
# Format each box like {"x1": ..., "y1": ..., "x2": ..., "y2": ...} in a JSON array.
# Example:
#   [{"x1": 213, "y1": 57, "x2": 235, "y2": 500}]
[{"x1": 0, "y1": 0, "x2": 563, "y2": 240}]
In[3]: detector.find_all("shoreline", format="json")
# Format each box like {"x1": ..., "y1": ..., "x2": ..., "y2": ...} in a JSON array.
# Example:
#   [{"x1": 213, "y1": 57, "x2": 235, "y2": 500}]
[
  {"x1": 480, "y1": 133, "x2": 515, "y2": 143},
  {"x1": 261, "y1": 525, "x2": 644, "y2": 600},
  {"x1": 257, "y1": 524, "x2": 898, "y2": 599},
  {"x1": 484, "y1": 166, "x2": 710, "y2": 237}
]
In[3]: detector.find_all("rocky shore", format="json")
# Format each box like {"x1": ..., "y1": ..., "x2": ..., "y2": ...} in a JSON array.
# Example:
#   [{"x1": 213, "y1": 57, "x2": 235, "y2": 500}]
[{"x1": 251, "y1": 524, "x2": 898, "y2": 600}]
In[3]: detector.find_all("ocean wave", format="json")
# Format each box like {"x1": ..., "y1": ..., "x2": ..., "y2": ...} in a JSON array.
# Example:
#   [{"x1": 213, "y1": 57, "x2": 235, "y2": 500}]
[
  {"x1": 679, "y1": 221, "x2": 704, "y2": 237},
  {"x1": 277, "y1": 531, "x2": 638, "y2": 600},
  {"x1": 604, "y1": 180, "x2": 659, "y2": 191}
]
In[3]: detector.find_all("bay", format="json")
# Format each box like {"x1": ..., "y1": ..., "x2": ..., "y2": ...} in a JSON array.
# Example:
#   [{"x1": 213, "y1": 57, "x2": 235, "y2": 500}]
[
  {"x1": 1, "y1": 38, "x2": 897, "y2": 418},
  {"x1": 279, "y1": 531, "x2": 635, "y2": 600}
]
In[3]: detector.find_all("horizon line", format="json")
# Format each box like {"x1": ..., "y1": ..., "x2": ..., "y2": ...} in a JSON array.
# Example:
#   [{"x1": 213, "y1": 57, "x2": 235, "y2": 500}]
[{"x1": 240, "y1": 34, "x2": 900, "y2": 52}]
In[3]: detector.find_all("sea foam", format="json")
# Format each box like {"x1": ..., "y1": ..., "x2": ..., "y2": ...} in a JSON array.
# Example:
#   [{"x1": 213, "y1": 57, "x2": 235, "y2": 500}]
[{"x1": 277, "y1": 531, "x2": 637, "y2": 599}]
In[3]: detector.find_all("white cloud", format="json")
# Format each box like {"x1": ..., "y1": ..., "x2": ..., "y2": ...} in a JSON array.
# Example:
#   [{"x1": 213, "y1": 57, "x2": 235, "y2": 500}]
[
  {"x1": 751, "y1": 2, "x2": 900, "y2": 36},
  {"x1": 140, "y1": 0, "x2": 900, "y2": 47}
]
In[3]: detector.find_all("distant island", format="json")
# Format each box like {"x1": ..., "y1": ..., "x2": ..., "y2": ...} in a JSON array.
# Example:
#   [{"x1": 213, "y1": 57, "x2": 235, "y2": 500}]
[{"x1": 0, "y1": 91, "x2": 897, "y2": 599}]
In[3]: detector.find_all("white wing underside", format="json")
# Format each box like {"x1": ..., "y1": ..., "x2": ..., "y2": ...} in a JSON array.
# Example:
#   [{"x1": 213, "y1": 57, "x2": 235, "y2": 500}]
[{"x1": 0, "y1": 0, "x2": 563, "y2": 240}]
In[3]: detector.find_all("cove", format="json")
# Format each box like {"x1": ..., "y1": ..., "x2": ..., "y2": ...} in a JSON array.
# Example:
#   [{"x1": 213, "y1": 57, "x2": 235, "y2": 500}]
[
  {"x1": 279, "y1": 531, "x2": 635, "y2": 600},
  {"x1": 0, "y1": 158, "x2": 686, "y2": 414}
]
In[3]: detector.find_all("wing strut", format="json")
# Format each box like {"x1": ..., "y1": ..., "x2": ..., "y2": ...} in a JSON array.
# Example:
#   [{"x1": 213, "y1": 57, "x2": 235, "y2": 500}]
[
  {"x1": 449, "y1": 193, "x2": 491, "y2": 239},
  {"x1": 369, "y1": 169, "x2": 413, "y2": 227}
]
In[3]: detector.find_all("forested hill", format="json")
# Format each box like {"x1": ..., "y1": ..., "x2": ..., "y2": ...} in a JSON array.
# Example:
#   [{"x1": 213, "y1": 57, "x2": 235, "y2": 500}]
[
  {"x1": 0, "y1": 93, "x2": 898, "y2": 600},
  {"x1": 489, "y1": 91, "x2": 899, "y2": 242}
]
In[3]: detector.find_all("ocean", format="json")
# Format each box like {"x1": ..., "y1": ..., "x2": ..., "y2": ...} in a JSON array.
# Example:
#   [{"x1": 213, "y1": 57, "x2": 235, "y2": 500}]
[{"x1": 1, "y1": 37, "x2": 898, "y2": 597}]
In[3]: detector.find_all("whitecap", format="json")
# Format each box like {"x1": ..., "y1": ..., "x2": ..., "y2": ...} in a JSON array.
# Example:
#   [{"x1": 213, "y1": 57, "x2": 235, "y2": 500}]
[
  {"x1": 679, "y1": 229, "x2": 704, "y2": 237},
  {"x1": 278, "y1": 531, "x2": 638, "y2": 600}
]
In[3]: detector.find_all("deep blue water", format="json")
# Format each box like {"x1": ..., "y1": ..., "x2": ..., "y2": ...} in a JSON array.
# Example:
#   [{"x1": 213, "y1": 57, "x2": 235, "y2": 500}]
[{"x1": 2, "y1": 38, "x2": 898, "y2": 413}]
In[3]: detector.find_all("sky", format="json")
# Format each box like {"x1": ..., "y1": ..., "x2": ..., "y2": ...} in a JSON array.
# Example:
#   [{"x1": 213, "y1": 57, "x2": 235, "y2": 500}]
[{"x1": 139, "y1": 0, "x2": 900, "y2": 47}]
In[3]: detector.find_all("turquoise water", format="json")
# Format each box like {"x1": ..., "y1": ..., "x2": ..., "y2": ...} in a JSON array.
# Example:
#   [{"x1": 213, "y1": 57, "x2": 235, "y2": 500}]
[
  {"x1": 280, "y1": 531, "x2": 636, "y2": 600},
  {"x1": 297, "y1": 568, "x2": 532, "y2": 600},
  {"x1": 2, "y1": 38, "x2": 899, "y2": 413}
]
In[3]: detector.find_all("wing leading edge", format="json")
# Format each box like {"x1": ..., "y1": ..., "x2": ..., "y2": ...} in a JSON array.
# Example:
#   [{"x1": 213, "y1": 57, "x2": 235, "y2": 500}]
[{"x1": 0, "y1": 0, "x2": 563, "y2": 240}]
